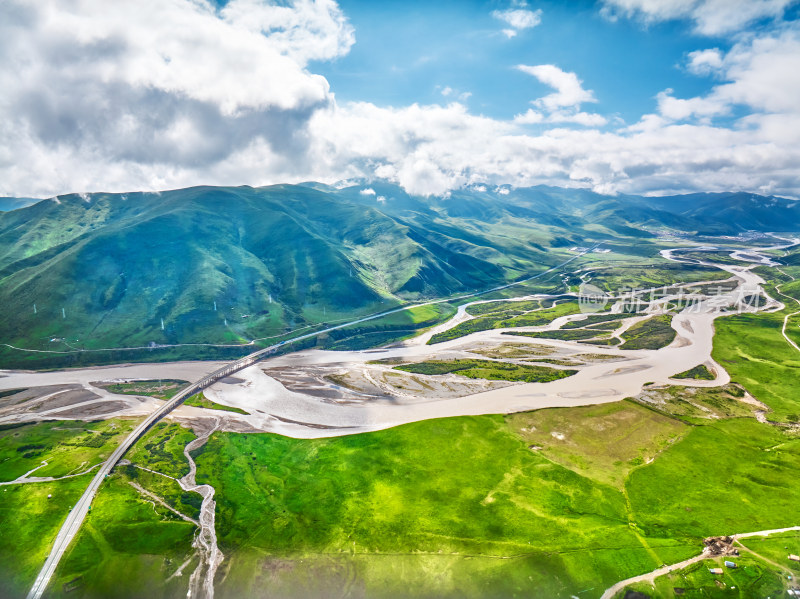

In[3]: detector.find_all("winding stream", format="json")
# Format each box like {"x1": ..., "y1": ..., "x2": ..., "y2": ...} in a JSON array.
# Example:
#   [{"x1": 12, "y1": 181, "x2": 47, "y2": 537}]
[{"x1": 178, "y1": 418, "x2": 224, "y2": 599}]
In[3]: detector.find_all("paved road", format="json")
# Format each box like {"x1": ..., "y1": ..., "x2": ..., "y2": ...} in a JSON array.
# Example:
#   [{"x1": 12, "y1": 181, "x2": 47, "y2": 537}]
[{"x1": 26, "y1": 251, "x2": 589, "y2": 599}]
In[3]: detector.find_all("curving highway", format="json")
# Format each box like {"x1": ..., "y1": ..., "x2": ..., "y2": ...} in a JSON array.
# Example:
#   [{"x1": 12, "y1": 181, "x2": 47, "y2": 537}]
[{"x1": 26, "y1": 251, "x2": 589, "y2": 599}]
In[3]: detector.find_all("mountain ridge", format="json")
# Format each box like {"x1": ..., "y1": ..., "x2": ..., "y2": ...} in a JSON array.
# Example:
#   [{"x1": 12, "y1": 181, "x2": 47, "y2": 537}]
[{"x1": 1, "y1": 182, "x2": 798, "y2": 368}]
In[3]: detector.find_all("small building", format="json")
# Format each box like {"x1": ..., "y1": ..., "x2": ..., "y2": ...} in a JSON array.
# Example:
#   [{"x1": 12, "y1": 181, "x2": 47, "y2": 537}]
[
  {"x1": 790, "y1": 554, "x2": 800, "y2": 562},
  {"x1": 725, "y1": 561, "x2": 737, "y2": 569},
  {"x1": 709, "y1": 568, "x2": 724, "y2": 575}
]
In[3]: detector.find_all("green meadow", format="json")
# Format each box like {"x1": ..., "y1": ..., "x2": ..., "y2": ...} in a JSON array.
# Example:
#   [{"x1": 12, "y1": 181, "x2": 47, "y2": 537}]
[
  {"x1": 18, "y1": 384, "x2": 800, "y2": 599},
  {"x1": 428, "y1": 300, "x2": 581, "y2": 344},
  {"x1": 0, "y1": 419, "x2": 138, "y2": 481},
  {"x1": 0, "y1": 420, "x2": 142, "y2": 598},
  {"x1": 619, "y1": 314, "x2": 676, "y2": 350},
  {"x1": 394, "y1": 358, "x2": 576, "y2": 383},
  {"x1": 0, "y1": 476, "x2": 93, "y2": 598},
  {"x1": 712, "y1": 266, "x2": 800, "y2": 423},
  {"x1": 183, "y1": 392, "x2": 249, "y2": 415}
]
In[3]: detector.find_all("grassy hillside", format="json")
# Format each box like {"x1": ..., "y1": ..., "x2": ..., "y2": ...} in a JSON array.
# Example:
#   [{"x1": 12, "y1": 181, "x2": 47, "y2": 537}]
[
  {"x1": 2, "y1": 182, "x2": 798, "y2": 368},
  {"x1": 0, "y1": 185, "x2": 601, "y2": 368}
]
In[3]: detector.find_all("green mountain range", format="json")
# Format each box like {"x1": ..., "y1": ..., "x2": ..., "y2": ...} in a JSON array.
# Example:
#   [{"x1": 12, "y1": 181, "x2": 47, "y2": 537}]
[{"x1": 0, "y1": 183, "x2": 797, "y2": 367}]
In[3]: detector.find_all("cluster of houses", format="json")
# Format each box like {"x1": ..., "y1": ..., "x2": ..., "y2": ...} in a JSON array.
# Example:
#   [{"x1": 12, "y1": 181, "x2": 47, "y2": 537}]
[
  {"x1": 708, "y1": 553, "x2": 799, "y2": 575},
  {"x1": 707, "y1": 553, "x2": 800, "y2": 595}
]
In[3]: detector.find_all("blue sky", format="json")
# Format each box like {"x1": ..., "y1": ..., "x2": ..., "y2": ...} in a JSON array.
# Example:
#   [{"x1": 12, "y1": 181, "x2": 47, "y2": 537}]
[
  {"x1": 1, "y1": 0, "x2": 800, "y2": 198},
  {"x1": 316, "y1": 0, "x2": 716, "y2": 123}
]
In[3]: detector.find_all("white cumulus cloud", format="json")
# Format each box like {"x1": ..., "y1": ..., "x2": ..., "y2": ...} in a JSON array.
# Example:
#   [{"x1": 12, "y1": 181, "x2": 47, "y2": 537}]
[
  {"x1": 492, "y1": 7, "x2": 542, "y2": 38},
  {"x1": 0, "y1": 0, "x2": 799, "y2": 203},
  {"x1": 686, "y1": 48, "x2": 725, "y2": 74},
  {"x1": 517, "y1": 64, "x2": 597, "y2": 110},
  {"x1": 601, "y1": 0, "x2": 795, "y2": 35}
]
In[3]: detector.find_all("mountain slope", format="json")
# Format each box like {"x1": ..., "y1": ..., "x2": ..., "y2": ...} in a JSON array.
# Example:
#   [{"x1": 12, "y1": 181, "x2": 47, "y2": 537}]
[
  {"x1": 0, "y1": 185, "x2": 576, "y2": 361},
  {"x1": 1, "y1": 182, "x2": 797, "y2": 367}
]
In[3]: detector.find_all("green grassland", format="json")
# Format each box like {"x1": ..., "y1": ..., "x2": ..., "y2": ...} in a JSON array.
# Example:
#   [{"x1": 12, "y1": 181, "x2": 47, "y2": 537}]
[
  {"x1": 317, "y1": 302, "x2": 457, "y2": 350},
  {"x1": 739, "y1": 530, "x2": 800, "y2": 572},
  {"x1": 672, "y1": 364, "x2": 715, "y2": 380},
  {"x1": 585, "y1": 263, "x2": 729, "y2": 293},
  {"x1": 125, "y1": 423, "x2": 196, "y2": 479},
  {"x1": 428, "y1": 300, "x2": 581, "y2": 344},
  {"x1": 627, "y1": 418, "x2": 800, "y2": 540},
  {"x1": 193, "y1": 416, "x2": 695, "y2": 599},
  {"x1": 117, "y1": 463, "x2": 202, "y2": 520},
  {"x1": 94, "y1": 380, "x2": 188, "y2": 400},
  {"x1": 561, "y1": 312, "x2": 630, "y2": 329},
  {"x1": 0, "y1": 419, "x2": 144, "y2": 597},
  {"x1": 37, "y1": 385, "x2": 800, "y2": 599},
  {"x1": 619, "y1": 314, "x2": 676, "y2": 350},
  {"x1": 0, "y1": 476, "x2": 95, "y2": 598},
  {"x1": 46, "y1": 422, "x2": 203, "y2": 598},
  {"x1": 49, "y1": 475, "x2": 196, "y2": 599},
  {"x1": 394, "y1": 358, "x2": 577, "y2": 383},
  {"x1": 0, "y1": 419, "x2": 139, "y2": 481},
  {"x1": 681, "y1": 251, "x2": 754, "y2": 266},
  {"x1": 712, "y1": 267, "x2": 800, "y2": 423},
  {"x1": 508, "y1": 401, "x2": 688, "y2": 487},
  {"x1": 506, "y1": 327, "x2": 612, "y2": 341},
  {"x1": 632, "y1": 385, "x2": 755, "y2": 425},
  {"x1": 183, "y1": 393, "x2": 248, "y2": 415},
  {"x1": 464, "y1": 298, "x2": 551, "y2": 317}
]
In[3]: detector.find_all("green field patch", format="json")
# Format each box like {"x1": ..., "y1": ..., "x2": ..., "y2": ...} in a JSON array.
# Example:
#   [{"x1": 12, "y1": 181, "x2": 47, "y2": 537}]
[
  {"x1": 737, "y1": 531, "x2": 800, "y2": 577},
  {"x1": 626, "y1": 418, "x2": 800, "y2": 540},
  {"x1": 508, "y1": 401, "x2": 688, "y2": 487},
  {"x1": 116, "y1": 464, "x2": 202, "y2": 521},
  {"x1": 672, "y1": 364, "x2": 715, "y2": 380},
  {"x1": 685, "y1": 281, "x2": 740, "y2": 295},
  {"x1": 94, "y1": 379, "x2": 188, "y2": 400},
  {"x1": 50, "y1": 475, "x2": 196, "y2": 599},
  {"x1": 428, "y1": 301, "x2": 581, "y2": 344},
  {"x1": 465, "y1": 298, "x2": 547, "y2": 317},
  {"x1": 587, "y1": 263, "x2": 729, "y2": 292},
  {"x1": 0, "y1": 475, "x2": 92, "y2": 598},
  {"x1": 192, "y1": 415, "x2": 683, "y2": 598},
  {"x1": 394, "y1": 358, "x2": 576, "y2": 383},
  {"x1": 561, "y1": 313, "x2": 631, "y2": 330},
  {"x1": 0, "y1": 419, "x2": 138, "y2": 481},
  {"x1": 712, "y1": 305, "x2": 800, "y2": 423},
  {"x1": 681, "y1": 251, "x2": 754, "y2": 266},
  {"x1": 632, "y1": 385, "x2": 755, "y2": 424},
  {"x1": 320, "y1": 303, "x2": 457, "y2": 350},
  {"x1": 505, "y1": 328, "x2": 611, "y2": 341},
  {"x1": 124, "y1": 423, "x2": 195, "y2": 480},
  {"x1": 183, "y1": 392, "x2": 248, "y2": 415},
  {"x1": 619, "y1": 314, "x2": 676, "y2": 350},
  {"x1": 580, "y1": 337, "x2": 622, "y2": 346}
]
